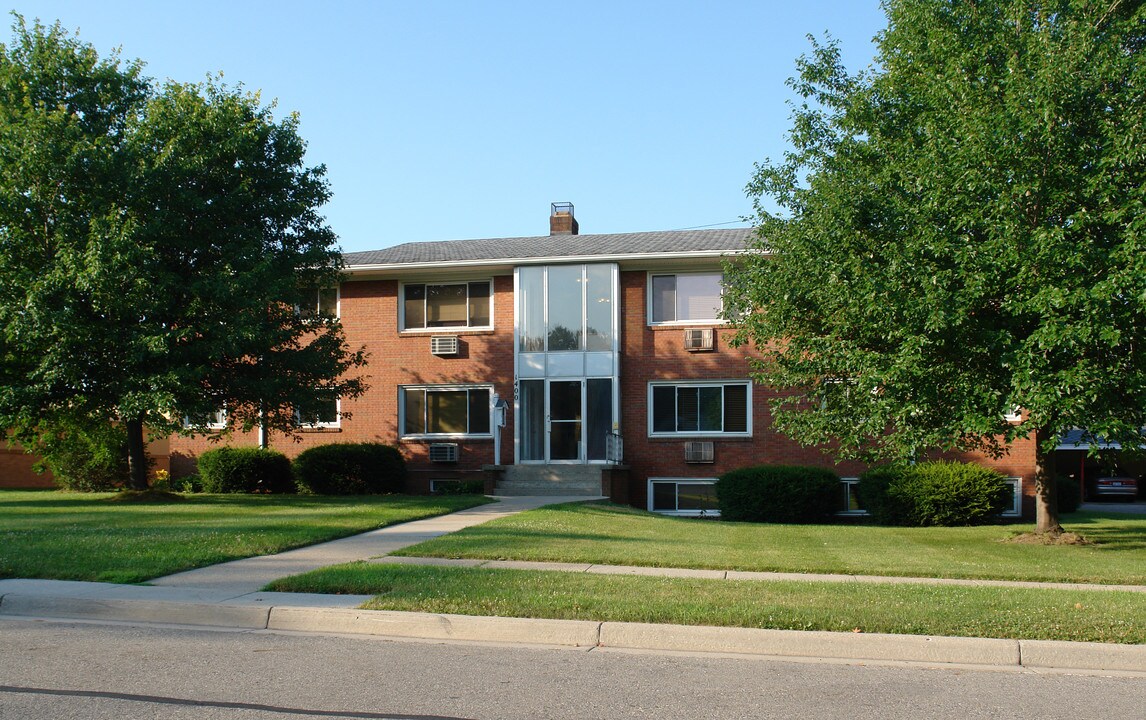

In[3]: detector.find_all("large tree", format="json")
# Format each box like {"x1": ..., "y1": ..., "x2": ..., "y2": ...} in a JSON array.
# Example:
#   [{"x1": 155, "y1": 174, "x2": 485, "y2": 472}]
[
  {"x1": 724, "y1": 0, "x2": 1146, "y2": 534},
  {"x1": 0, "y1": 17, "x2": 367, "y2": 489}
]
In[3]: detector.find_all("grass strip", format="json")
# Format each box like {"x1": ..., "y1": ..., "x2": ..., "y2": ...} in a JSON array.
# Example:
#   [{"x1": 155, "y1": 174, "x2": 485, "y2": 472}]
[
  {"x1": 391, "y1": 502, "x2": 1146, "y2": 586},
  {"x1": 0, "y1": 490, "x2": 490, "y2": 583},
  {"x1": 265, "y1": 562, "x2": 1146, "y2": 644}
]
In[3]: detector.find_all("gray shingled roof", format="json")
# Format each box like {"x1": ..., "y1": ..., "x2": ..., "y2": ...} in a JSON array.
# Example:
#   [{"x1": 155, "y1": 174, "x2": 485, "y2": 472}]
[{"x1": 343, "y1": 227, "x2": 754, "y2": 267}]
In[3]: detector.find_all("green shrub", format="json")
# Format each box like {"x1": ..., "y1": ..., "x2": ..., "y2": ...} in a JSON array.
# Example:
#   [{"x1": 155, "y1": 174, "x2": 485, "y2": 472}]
[
  {"x1": 860, "y1": 461, "x2": 1010, "y2": 526},
  {"x1": 432, "y1": 478, "x2": 485, "y2": 495},
  {"x1": 178, "y1": 474, "x2": 204, "y2": 494},
  {"x1": 35, "y1": 421, "x2": 129, "y2": 492},
  {"x1": 197, "y1": 447, "x2": 293, "y2": 494},
  {"x1": 1056, "y1": 475, "x2": 1082, "y2": 514},
  {"x1": 855, "y1": 465, "x2": 913, "y2": 525},
  {"x1": 716, "y1": 465, "x2": 840, "y2": 523},
  {"x1": 293, "y1": 443, "x2": 406, "y2": 495}
]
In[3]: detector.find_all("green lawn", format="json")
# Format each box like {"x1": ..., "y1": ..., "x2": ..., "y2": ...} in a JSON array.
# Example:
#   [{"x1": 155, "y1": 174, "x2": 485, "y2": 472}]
[
  {"x1": 266, "y1": 563, "x2": 1146, "y2": 644},
  {"x1": 391, "y1": 501, "x2": 1146, "y2": 585},
  {"x1": 0, "y1": 490, "x2": 490, "y2": 584}
]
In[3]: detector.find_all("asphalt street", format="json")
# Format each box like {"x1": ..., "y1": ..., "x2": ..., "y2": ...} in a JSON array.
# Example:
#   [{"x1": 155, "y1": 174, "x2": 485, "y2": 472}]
[{"x1": 2, "y1": 618, "x2": 1144, "y2": 720}]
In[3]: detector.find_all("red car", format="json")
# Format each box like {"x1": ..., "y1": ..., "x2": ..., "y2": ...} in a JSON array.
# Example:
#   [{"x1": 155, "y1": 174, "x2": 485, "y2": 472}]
[{"x1": 1094, "y1": 476, "x2": 1139, "y2": 499}]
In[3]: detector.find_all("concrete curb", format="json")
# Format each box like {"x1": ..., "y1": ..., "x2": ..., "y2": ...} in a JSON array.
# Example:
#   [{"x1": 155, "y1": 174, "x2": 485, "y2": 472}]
[
  {"x1": 0, "y1": 593, "x2": 270, "y2": 629},
  {"x1": 598, "y1": 622, "x2": 1021, "y2": 666},
  {"x1": 1020, "y1": 639, "x2": 1146, "y2": 672},
  {"x1": 3, "y1": 588, "x2": 1144, "y2": 674},
  {"x1": 268, "y1": 606, "x2": 601, "y2": 648}
]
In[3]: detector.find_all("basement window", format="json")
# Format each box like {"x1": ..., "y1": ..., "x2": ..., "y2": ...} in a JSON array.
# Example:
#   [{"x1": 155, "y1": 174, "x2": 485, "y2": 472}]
[{"x1": 648, "y1": 478, "x2": 720, "y2": 517}]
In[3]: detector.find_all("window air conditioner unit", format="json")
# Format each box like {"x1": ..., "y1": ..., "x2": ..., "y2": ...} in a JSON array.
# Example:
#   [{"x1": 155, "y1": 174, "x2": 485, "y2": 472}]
[
  {"x1": 429, "y1": 443, "x2": 459, "y2": 463},
  {"x1": 430, "y1": 335, "x2": 459, "y2": 356},
  {"x1": 684, "y1": 441, "x2": 715, "y2": 464},
  {"x1": 683, "y1": 328, "x2": 714, "y2": 352}
]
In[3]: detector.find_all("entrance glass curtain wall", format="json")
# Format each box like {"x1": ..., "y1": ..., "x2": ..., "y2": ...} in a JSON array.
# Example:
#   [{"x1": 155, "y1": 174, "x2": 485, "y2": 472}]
[{"x1": 515, "y1": 264, "x2": 619, "y2": 464}]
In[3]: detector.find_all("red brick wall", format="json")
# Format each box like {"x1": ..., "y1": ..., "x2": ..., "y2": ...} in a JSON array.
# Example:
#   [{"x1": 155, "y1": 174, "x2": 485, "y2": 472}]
[
  {"x1": 0, "y1": 445, "x2": 55, "y2": 488},
  {"x1": 166, "y1": 267, "x2": 1041, "y2": 516},
  {"x1": 614, "y1": 269, "x2": 1039, "y2": 516},
  {"x1": 616, "y1": 270, "x2": 868, "y2": 510},
  {"x1": 167, "y1": 275, "x2": 517, "y2": 492}
]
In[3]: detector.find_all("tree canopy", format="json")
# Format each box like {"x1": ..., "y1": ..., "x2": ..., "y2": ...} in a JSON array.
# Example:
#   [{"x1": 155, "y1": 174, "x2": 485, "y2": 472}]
[
  {"x1": 0, "y1": 16, "x2": 367, "y2": 488},
  {"x1": 724, "y1": 0, "x2": 1146, "y2": 533}
]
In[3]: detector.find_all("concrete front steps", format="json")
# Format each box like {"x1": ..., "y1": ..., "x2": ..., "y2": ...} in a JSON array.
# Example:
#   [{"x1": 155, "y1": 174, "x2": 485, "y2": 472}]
[{"x1": 495, "y1": 465, "x2": 604, "y2": 496}]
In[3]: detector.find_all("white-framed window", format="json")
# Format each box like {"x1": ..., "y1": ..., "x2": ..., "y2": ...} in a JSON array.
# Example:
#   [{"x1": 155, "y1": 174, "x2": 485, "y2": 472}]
[
  {"x1": 183, "y1": 407, "x2": 227, "y2": 431},
  {"x1": 298, "y1": 286, "x2": 339, "y2": 320},
  {"x1": 838, "y1": 477, "x2": 868, "y2": 516},
  {"x1": 1004, "y1": 408, "x2": 1022, "y2": 423},
  {"x1": 1002, "y1": 477, "x2": 1022, "y2": 517},
  {"x1": 402, "y1": 280, "x2": 492, "y2": 331},
  {"x1": 401, "y1": 385, "x2": 492, "y2": 437},
  {"x1": 295, "y1": 397, "x2": 340, "y2": 428},
  {"x1": 648, "y1": 478, "x2": 720, "y2": 516},
  {"x1": 648, "y1": 272, "x2": 723, "y2": 325},
  {"x1": 648, "y1": 381, "x2": 751, "y2": 436}
]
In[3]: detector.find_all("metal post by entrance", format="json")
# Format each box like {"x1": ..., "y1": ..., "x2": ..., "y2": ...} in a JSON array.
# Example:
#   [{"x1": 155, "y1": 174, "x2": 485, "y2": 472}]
[{"x1": 491, "y1": 393, "x2": 508, "y2": 465}]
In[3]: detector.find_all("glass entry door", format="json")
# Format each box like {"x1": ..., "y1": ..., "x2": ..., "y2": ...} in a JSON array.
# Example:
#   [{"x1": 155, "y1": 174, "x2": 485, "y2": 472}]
[
  {"x1": 548, "y1": 380, "x2": 582, "y2": 461},
  {"x1": 518, "y1": 378, "x2": 613, "y2": 463}
]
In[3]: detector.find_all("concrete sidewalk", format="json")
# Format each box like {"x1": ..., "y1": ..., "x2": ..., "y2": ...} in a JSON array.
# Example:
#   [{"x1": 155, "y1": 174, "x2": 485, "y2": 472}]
[
  {"x1": 150, "y1": 495, "x2": 594, "y2": 596},
  {"x1": 2, "y1": 495, "x2": 1144, "y2": 675}
]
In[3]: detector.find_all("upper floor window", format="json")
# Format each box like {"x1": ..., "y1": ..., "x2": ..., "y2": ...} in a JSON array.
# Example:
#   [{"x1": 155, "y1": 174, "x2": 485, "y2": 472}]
[
  {"x1": 649, "y1": 381, "x2": 750, "y2": 436},
  {"x1": 299, "y1": 287, "x2": 339, "y2": 320},
  {"x1": 403, "y1": 281, "x2": 491, "y2": 330},
  {"x1": 649, "y1": 272, "x2": 723, "y2": 324},
  {"x1": 401, "y1": 386, "x2": 492, "y2": 436}
]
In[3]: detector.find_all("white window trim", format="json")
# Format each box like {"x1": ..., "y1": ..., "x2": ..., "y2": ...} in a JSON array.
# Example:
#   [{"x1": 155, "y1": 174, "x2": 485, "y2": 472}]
[
  {"x1": 647, "y1": 380, "x2": 752, "y2": 437},
  {"x1": 400, "y1": 384, "x2": 495, "y2": 439},
  {"x1": 399, "y1": 279, "x2": 495, "y2": 333},
  {"x1": 295, "y1": 398, "x2": 341, "y2": 429},
  {"x1": 647, "y1": 477, "x2": 721, "y2": 517},
  {"x1": 1002, "y1": 477, "x2": 1022, "y2": 517},
  {"x1": 646, "y1": 271, "x2": 726, "y2": 327}
]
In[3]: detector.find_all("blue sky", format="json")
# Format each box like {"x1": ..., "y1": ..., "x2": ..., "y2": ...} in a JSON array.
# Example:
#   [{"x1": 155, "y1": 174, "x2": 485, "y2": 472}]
[{"x1": 12, "y1": 1, "x2": 887, "y2": 253}]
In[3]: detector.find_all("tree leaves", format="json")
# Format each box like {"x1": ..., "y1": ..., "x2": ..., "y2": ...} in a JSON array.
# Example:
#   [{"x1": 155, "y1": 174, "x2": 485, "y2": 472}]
[
  {"x1": 727, "y1": 0, "x2": 1146, "y2": 479},
  {"x1": 0, "y1": 16, "x2": 367, "y2": 485}
]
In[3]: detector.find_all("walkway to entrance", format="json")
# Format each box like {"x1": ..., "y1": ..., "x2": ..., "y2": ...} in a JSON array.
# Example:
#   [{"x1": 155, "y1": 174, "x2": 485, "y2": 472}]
[{"x1": 148, "y1": 495, "x2": 597, "y2": 595}]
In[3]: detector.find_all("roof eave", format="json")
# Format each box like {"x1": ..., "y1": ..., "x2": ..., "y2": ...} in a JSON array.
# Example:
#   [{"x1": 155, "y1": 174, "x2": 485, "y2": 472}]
[{"x1": 343, "y1": 248, "x2": 760, "y2": 276}]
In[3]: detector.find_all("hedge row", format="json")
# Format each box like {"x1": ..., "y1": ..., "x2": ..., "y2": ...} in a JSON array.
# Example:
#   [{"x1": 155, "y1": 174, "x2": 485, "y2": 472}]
[
  {"x1": 859, "y1": 461, "x2": 1011, "y2": 526},
  {"x1": 715, "y1": 460, "x2": 1019, "y2": 527},
  {"x1": 716, "y1": 465, "x2": 840, "y2": 523},
  {"x1": 195, "y1": 443, "x2": 407, "y2": 495}
]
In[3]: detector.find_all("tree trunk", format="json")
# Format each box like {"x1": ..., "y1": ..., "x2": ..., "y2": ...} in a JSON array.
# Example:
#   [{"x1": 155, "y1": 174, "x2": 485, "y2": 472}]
[
  {"x1": 1033, "y1": 427, "x2": 1063, "y2": 535},
  {"x1": 125, "y1": 416, "x2": 149, "y2": 490}
]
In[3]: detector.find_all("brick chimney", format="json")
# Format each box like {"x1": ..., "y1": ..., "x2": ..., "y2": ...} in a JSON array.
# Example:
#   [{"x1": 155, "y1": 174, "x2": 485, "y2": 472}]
[{"x1": 549, "y1": 202, "x2": 579, "y2": 235}]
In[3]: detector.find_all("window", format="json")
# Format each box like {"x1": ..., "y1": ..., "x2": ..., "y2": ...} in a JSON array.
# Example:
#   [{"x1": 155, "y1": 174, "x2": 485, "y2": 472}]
[
  {"x1": 649, "y1": 382, "x2": 750, "y2": 436},
  {"x1": 295, "y1": 397, "x2": 340, "y2": 428},
  {"x1": 183, "y1": 408, "x2": 227, "y2": 431},
  {"x1": 402, "y1": 386, "x2": 492, "y2": 436},
  {"x1": 299, "y1": 287, "x2": 339, "y2": 320},
  {"x1": 1002, "y1": 477, "x2": 1022, "y2": 517},
  {"x1": 838, "y1": 477, "x2": 867, "y2": 516},
  {"x1": 649, "y1": 272, "x2": 723, "y2": 324},
  {"x1": 403, "y1": 281, "x2": 491, "y2": 330},
  {"x1": 648, "y1": 478, "x2": 720, "y2": 516}
]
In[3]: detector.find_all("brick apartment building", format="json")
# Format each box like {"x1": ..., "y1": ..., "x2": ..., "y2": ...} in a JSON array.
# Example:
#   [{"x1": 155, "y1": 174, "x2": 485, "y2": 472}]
[{"x1": 167, "y1": 204, "x2": 1042, "y2": 518}]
